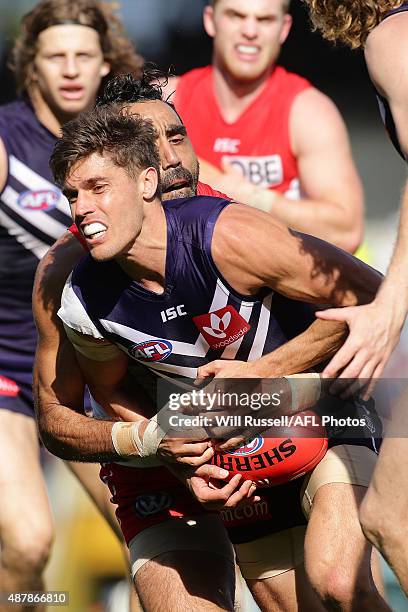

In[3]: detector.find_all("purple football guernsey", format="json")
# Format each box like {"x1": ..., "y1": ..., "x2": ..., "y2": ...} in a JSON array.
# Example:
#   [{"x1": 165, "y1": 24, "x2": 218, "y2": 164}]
[
  {"x1": 375, "y1": 2, "x2": 408, "y2": 160},
  {"x1": 64, "y1": 196, "x2": 315, "y2": 385},
  {"x1": 61, "y1": 196, "x2": 381, "y2": 545},
  {"x1": 0, "y1": 99, "x2": 71, "y2": 415}
]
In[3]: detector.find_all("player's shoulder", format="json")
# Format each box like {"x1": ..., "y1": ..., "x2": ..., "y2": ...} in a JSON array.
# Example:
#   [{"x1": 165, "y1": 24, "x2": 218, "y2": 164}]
[
  {"x1": 197, "y1": 181, "x2": 229, "y2": 199},
  {"x1": 289, "y1": 85, "x2": 341, "y2": 128},
  {"x1": 211, "y1": 203, "x2": 290, "y2": 277},
  {"x1": 365, "y1": 12, "x2": 408, "y2": 93},
  {"x1": 0, "y1": 98, "x2": 50, "y2": 148},
  {"x1": 165, "y1": 194, "x2": 230, "y2": 222},
  {"x1": 212, "y1": 200, "x2": 247, "y2": 228},
  {"x1": 213, "y1": 202, "x2": 280, "y2": 246},
  {"x1": 366, "y1": 10, "x2": 408, "y2": 58},
  {"x1": 178, "y1": 65, "x2": 212, "y2": 87},
  {"x1": 270, "y1": 66, "x2": 312, "y2": 94},
  {"x1": 175, "y1": 66, "x2": 212, "y2": 104},
  {"x1": 0, "y1": 98, "x2": 34, "y2": 127},
  {"x1": 34, "y1": 232, "x2": 85, "y2": 304},
  {"x1": 164, "y1": 195, "x2": 232, "y2": 248}
]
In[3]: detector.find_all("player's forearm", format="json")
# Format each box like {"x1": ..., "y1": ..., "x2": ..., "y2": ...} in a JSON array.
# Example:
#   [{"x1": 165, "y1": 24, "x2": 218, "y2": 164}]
[
  {"x1": 36, "y1": 400, "x2": 120, "y2": 462},
  {"x1": 375, "y1": 180, "x2": 408, "y2": 322},
  {"x1": 198, "y1": 157, "x2": 224, "y2": 185},
  {"x1": 247, "y1": 188, "x2": 362, "y2": 254},
  {"x1": 197, "y1": 162, "x2": 361, "y2": 251},
  {"x1": 249, "y1": 319, "x2": 347, "y2": 377}
]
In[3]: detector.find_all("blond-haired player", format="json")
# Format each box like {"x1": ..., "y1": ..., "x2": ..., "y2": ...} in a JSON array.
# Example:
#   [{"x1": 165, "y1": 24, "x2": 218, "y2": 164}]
[{"x1": 304, "y1": 0, "x2": 408, "y2": 596}]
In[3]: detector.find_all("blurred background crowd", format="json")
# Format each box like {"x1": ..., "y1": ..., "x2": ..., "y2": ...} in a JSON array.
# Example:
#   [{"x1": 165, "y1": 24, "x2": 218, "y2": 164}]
[{"x1": 0, "y1": 0, "x2": 407, "y2": 610}]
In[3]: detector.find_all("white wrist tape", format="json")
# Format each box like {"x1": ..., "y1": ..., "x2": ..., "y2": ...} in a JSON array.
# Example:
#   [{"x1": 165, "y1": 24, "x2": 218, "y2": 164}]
[
  {"x1": 111, "y1": 421, "x2": 141, "y2": 457},
  {"x1": 111, "y1": 403, "x2": 174, "y2": 458},
  {"x1": 137, "y1": 414, "x2": 168, "y2": 457},
  {"x1": 284, "y1": 372, "x2": 321, "y2": 411}
]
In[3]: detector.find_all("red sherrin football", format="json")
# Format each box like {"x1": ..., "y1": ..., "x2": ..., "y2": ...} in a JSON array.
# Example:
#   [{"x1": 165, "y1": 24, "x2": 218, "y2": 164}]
[{"x1": 210, "y1": 410, "x2": 328, "y2": 487}]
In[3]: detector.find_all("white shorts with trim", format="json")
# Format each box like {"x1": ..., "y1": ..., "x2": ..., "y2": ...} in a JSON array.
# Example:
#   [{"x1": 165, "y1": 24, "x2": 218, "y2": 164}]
[
  {"x1": 235, "y1": 444, "x2": 377, "y2": 580},
  {"x1": 129, "y1": 513, "x2": 235, "y2": 577}
]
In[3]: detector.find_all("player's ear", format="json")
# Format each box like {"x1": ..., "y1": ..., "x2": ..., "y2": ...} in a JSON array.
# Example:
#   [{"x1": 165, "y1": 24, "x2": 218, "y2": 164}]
[
  {"x1": 141, "y1": 167, "x2": 159, "y2": 200},
  {"x1": 100, "y1": 61, "x2": 110, "y2": 79},
  {"x1": 279, "y1": 13, "x2": 292, "y2": 45},
  {"x1": 203, "y1": 6, "x2": 216, "y2": 38},
  {"x1": 28, "y1": 61, "x2": 38, "y2": 84}
]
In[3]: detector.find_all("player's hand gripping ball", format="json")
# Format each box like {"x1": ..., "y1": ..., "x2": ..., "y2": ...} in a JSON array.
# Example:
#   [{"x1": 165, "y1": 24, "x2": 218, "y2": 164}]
[{"x1": 210, "y1": 410, "x2": 327, "y2": 487}]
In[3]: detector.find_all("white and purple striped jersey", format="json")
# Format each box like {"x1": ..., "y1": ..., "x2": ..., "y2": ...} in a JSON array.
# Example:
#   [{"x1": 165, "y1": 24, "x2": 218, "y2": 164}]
[
  {"x1": 59, "y1": 196, "x2": 315, "y2": 385},
  {"x1": 0, "y1": 99, "x2": 71, "y2": 415}
]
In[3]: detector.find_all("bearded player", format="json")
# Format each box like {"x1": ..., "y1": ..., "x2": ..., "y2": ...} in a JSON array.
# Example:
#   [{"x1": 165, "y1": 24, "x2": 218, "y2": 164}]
[{"x1": 33, "y1": 72, "x2": 352, "y2": 611}]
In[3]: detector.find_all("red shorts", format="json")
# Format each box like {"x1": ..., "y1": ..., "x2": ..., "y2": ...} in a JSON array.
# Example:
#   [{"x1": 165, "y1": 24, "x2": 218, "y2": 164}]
[
  {"x1": 99, "y1": 462, "x2": 213, "y2": 545},
  {"x1": 99, "y1": 461, "x2": 307, "y2": 547}
]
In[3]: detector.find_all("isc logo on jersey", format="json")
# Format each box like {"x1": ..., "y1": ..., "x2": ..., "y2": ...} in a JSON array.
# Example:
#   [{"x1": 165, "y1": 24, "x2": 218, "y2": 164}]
[
  {"x1": 130, "y1": 339, "x2": 172, "y2": 362},
  {"x1": 193, "y1": 305, "x2": 250, "y2": 349},
  {"x1": 17, "y1": 189, "x2": 60, "y2": 211}
]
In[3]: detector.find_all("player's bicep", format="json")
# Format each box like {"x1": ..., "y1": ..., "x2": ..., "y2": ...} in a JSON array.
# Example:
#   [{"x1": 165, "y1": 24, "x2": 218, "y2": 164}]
[
  {"x1": 33, "y1": 272, "x2": 84, "y2": 411},
  {"x1": 291, "y1": 89, "x2": 362, "y2": 206},
  {"x1": 214, "y1": 206, "x2": 380, "y2": 306},
  {"x1": 34, "y1": 325, "x2": 86, "y2": 417},
  {"x1": 261, "y1": 229, "x2": 381, "y2": 306},
  {"x1": 213, "y1": 205, "x2": 337, "y2": 301}
]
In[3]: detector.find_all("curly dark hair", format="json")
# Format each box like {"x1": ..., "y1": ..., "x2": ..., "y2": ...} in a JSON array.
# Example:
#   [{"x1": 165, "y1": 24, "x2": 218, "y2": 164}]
[
  {"x1": 98, "y1": 66, "x2": 166, "y2": 106},
  {"x1": 304, "y1": 0, "x2": 404, "y2": 48},
  {"x1": 97, "y1": 66, "x2": 183, "y2": 122},
  {"x1": 9, "y1": 0, "x2": 143, "y2": 93},
  {"x1": 50, "y1": 104, "x2": 161, "y2": 193}
]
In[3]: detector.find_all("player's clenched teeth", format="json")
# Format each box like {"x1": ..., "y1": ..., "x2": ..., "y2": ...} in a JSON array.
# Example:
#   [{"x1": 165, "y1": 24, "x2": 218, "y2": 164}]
[
  {"x1": 83, "y1": 222, "x2": 107, "y2": 238},
  {"x1": 236, "y1": 45, "x2": 259, "y2": 55}
]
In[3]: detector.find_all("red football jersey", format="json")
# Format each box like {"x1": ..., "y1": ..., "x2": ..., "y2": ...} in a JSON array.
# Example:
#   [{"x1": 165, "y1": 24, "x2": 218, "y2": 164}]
[
  {"x1": 68, "y1": 222, "x2": 88, "y2": 250},
  {"x1": 175, "y1": 66, "x2": 311, "y2": 197},
  {"x1": 197, "y1": 181, "x2": 229, "y2": 199}
]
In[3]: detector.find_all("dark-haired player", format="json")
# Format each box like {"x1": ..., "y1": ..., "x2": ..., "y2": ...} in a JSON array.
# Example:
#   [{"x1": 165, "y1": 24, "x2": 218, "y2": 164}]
[
  {"x1": 41, "y1": 104, "x2": 389, "y2": 611},
  {"x1": 0, "y1": 1, "x2": 142, "y2": 605}
]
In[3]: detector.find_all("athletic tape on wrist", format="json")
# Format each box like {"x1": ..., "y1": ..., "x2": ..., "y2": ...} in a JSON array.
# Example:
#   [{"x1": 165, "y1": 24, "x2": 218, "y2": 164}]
[
  {"x1": 284, "y1": 372, "x2": 321, "y2": 411},
  {"x1": 139, "y1": 414, "x2": 168, "y2": 457},
  {"x1": 111, "y1": 421, "x2": 141, "y2": 457},
  {"x1": 111, "y1": 403, "x2": 175, "y2": 458}
]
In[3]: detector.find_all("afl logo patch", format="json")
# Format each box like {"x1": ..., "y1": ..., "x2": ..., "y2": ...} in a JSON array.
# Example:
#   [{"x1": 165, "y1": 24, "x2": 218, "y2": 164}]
[
  {"x1": 231, "y1": 436, "x2": 264, "y2": 456},
  {"x1": 17, "y1": 189, "x2": 60, "y2": 211},
  {"x1": 130, "y1": 339, "x2": 172, "y2": 362}
]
